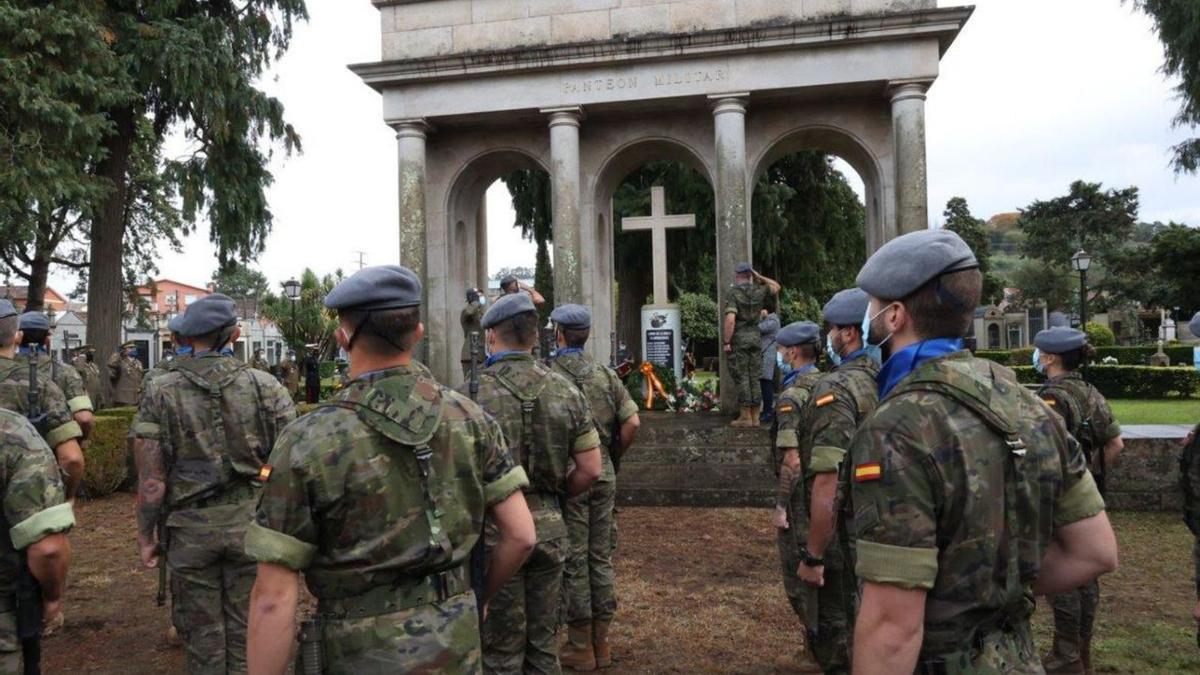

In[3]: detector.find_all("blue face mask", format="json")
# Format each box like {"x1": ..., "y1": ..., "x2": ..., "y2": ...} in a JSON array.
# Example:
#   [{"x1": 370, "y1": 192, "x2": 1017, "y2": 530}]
[
  {"x1": 776, "y1": 351, "x2": 793, "y2": 376},
  {"x1": 479, "y1": 295, "x2": 487, "y2": 307},
  {"x1": 861, "y1": 306, "x2": 891, "y2": 366},
  {"x1": 1033, "y1": 348, "x2": 1044, "y2": 375},
  {"x1": 826, "y1": 334, "x2": 842, "y2": 367}
]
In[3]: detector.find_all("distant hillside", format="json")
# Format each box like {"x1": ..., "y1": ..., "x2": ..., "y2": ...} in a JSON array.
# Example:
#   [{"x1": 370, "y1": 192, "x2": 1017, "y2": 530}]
[{"x1": 986, "y1": 212, "x2": 1024, "y2": 256}]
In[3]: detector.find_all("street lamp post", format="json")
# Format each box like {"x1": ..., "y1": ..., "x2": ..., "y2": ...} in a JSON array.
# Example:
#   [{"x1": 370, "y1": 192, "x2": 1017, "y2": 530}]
[
  {"x1": 1070, "y1": 249, "x2": 1092, "y2": 330},
  {"x1": 283, "y1": 278, "x2": 301, "y2": 351}
]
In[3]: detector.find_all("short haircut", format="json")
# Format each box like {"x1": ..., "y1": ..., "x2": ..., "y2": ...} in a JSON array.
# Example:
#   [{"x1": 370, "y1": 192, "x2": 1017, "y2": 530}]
[
  {"x1": 340, "y1": 308, "x2": 422, "y2": 355},
  {"x1": 191, "y1": 325, "x2": 236, "y2": 351},
  {"x1": 794, "y1": 342, "x2": 819, "y2": 361},
  {"x1": 20, "y1": 329, "x2": 48, "y2": 347},
  {"x1": 902, "y1": 268, "x2": 982, "y2": 340},
  {"x1": 493, "y1": 310, "x2": 540, "y2": 348},
  {"x1": 0, "y1": 316, "x2": 17, "y2": 349},
  {"x1": 560, "y1": 326, "x2": 590, "y2": 349},
  {"x1": 501, "y1": 281, "x2": 518, "y2": 294},
  {"x1": 1060, "y1": 344, "x2": 1096, "y2": 371}
]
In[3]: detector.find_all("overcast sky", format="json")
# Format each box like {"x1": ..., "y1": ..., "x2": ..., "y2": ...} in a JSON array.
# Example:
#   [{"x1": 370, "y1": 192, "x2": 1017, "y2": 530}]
[{"x1": 49, "y1": 0, "x2": 1199, "y2": 297}]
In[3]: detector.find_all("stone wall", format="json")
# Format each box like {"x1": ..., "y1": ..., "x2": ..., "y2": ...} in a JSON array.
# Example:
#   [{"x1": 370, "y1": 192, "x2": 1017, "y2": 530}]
[{"x1": 376, "y1": 0, "x2": 939, "y2": 61}]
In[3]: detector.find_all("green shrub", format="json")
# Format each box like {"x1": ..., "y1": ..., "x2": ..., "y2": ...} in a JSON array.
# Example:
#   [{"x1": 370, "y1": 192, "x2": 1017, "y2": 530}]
[
  {"x1": 979, "y1": 346, "x2": 1195, "y2": 367},
  {"x1": 95, "y1": 406, "x2": 137, "y2": 420},
  {"x1": 679, "y1": 293, "x2": 719, "y2": 342},
  {"x1": 975, "y1": 350, "x2": 1012, "y2": 365},
  {"x1": 85, "y1": 416, "x2": 129, "y2": 498},
  {"x1": 1085, "y1": 322, "x2": 1116, "y2": 347},
  {"x1": 1011, "y1": 365, "x2": 1200, "y2": 399},
  {"x1": 1011, "y1": 347, "x2": 1035, "y2": 367},
  {"x1": 319, "y1": 360, "x2": 338, "y2": 379}
]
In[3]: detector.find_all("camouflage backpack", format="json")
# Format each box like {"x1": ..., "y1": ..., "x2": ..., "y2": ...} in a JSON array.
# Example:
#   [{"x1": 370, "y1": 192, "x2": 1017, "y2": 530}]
[
  {"x1": 492, "y1": 366, "x2": 552, "y2": 492},
  {"x1": 554, "y1": 355, "x2": 619, "y2": 450}
]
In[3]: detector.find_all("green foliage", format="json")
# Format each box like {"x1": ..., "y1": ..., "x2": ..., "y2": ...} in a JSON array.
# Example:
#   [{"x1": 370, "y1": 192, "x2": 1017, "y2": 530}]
[
  {"x1": 975, "y1": 350, "x2": 1013, "y2": 366},
  {"x1": 95, "y1": 406, "x2": 138, "y2": 421},
  {"x1": 978, "y1": 346, "x2": 1196, "y2": 367},
  {"x1": 776, "y1": 288, "x2": 821, "y2": 326},
  {"x1": 502, "y1": 170, "x2": 554, "y2": 318},
  {"x1": 943, "y1": 197, "x2": 1004, "y2": 304},
  {"x1": 1009, "y1": 259, "x2": 1074, "y2": 312},
  {"x1": 1131, "y1": 1, "x2": 1200, "y2": 174},
  {"x1": 261, "y1": 268, "x2": 340, "y2": 354},
  {"x1": 1085, "y1": 322, "x2": 1116, "y2": 347},
  {"x1": 679, "y1": 293, "x2": 718, "y2": 341},
  {"x1": 84, "y1": 416, "x2": 129, "y2": 498},
  {"x1": 1011, "y1": 365, "x2": 1200, "y2": 399},
  {"x1": 211, "y1": 261, "x2": 270, "y2": 301}
]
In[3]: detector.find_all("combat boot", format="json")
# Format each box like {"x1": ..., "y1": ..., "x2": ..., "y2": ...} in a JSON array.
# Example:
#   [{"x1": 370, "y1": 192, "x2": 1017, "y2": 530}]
[
  {"x1": 560, "y1": 622, "x2": 597, "y2": 671},
  {"x1": 1042, "y1": 641, "x2": 1085, "y2": 675},
  {"x1": 593, "y1": 619, "x2": 613, "y2": 668},
  {"x1": 731, "y1": 407, "x2": 754, "y2": 427}
]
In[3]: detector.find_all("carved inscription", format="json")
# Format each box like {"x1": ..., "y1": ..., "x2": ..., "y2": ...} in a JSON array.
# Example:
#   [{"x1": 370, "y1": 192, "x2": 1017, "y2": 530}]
[
  {"x1": 560, "y1": 67, "x2": 729, "y2": 96},
  {"x1": 653, "y1": 67, "x2": 729, "y2": 87},
  {"x1": 561, "y1": 76, "x2": 639, "y2": 95}
]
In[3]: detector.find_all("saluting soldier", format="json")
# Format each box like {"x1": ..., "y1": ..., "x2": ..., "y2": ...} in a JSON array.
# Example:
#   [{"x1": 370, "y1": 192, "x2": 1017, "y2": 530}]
[
  {"x1": 0, "y1": 300, "x2": 85, "y2": 500},
  {"x1": 500, "y1": 275, "x2": 546, "y2": 307},
  {"x1": 109, "y1": 341, "x2": 144, "y2": 407},
  {"x1": 797, "y1": 288, "x2": 879, "y2": 674},
  {"x1": 549, "y1": 304, "x2": 641, "y2": 671},
  {"x1": 276, "y1": 351, "x2": 299, "y2": 401},
  {"x1": 73, "y1": 346, "x2": 106, "y2": 411},
  {"x1": 244, "y1": 266, "x2": 536, "y2": 674},
  {"x1": 847, "y1": 229, "x2": 1117, "y2": 672},
  {"x1": 17, "y1": 312, "x2": 94, "y2": 439},
  {"x1": 131, "y1": 293, "x2": 296, "y2": 673},
  {"x1": 768, "y1": 321, "x2": 825, "y2": 674},
  {"x1": 462, "y1": 288, "x2": 487, "y2": 379},
  {"x1": 249, "y1": 348, "x2": 270, "y2": 373},
  {"x1": 722, "y1": 262, "x2": 781, "y2": 428},
  {"x1": 469, "y1": 292, "x2": 602, "y2": 674},
  {"x1": 1034, "y1": 326, "x2": 1125, "y2": 674}
]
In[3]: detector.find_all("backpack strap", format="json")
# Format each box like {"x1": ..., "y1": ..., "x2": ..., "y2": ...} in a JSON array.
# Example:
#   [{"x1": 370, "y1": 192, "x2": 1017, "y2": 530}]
[{"x1": 493, "y1": 367, "x2": 551, "y2": 477}]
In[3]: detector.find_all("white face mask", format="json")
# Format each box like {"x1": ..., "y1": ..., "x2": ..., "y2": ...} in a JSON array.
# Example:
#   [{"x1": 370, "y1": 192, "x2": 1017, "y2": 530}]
[
  {"x1": 826, "y1": 333, "x2": 842, "y2": 367},
  {"x1": 861, "y1": 305, "x2": 894, "y2": 365}
]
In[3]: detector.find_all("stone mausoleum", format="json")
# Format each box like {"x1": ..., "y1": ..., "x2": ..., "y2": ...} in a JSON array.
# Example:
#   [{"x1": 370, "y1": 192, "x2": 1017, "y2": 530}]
[{"x1": 353, "y1": 0, "x2": 972, "y2": 408}]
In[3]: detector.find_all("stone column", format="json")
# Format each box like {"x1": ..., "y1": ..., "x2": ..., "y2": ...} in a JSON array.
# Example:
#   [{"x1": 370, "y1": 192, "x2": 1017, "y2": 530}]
[
  {"x1": 890, "y1": 82, "x2": 930, "y2": 234},
  {"x1": 392, "y1": 118, "x2": 431, "y2": 362},
  {"x1": 475, "y1": 196, "x2": 488, "y2": 289},
  {"x1": 544, "y1": 106, "x2": 585, "y2": 304},
  {"x1": 710, "y1": 94, "x2": 751, "y2": 413}
]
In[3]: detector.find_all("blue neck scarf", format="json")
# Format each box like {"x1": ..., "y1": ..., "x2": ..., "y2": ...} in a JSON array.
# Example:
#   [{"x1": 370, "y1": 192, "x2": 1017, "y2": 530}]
[
  {"x1": 17, "y1": 347, "x2": 37, "y2": 356},
  {"x1": 876, "y1": 338, "x2": 964, "y2": 399},
  {"x1": 554, "y1": 347, "x2": 584, "y2": 359},
  {"x1": 839, "y1": 348, "x2": 868, "y2": 367},
  {"x1": 485, "y1": 350, "x2": 531, "y2": 368},
  {"x1": 781, "y1": 363, "x2": 817, "y2": 389}
]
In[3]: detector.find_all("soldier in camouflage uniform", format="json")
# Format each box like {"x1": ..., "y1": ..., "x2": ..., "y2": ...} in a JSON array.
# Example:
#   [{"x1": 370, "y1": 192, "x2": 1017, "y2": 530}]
[
  {"x1": 722, "y1": 262, "x2": 781, "y2": 428},
  {"x1": 793, "y1": 289, "x2": 878, "y2": 674},
  {"x1": 109, "y1": 341, "x2": 144, "y2": 407},
  {"x1": 277, "y1": 351, "x2": 299, "y2": 400},
  {"x1": 73, "y1": 346, "x2": 106, "y2": 411},
  {"x1": 463, "y1": 288, "x2": 487, "y2": 379},
  {"x1": 132, "y1": 293, "x2": 296, "y2": 674},
  {"x1": 768, "y1": 321, "x2": 825, "y2": 674},
  {"x1": 17, "y1": 312, "x2": 94, "y2": 439},
  {"x1": 470, "y1": 292, "x2": 602, "y2": 675},
  {"x1": 847, "y1": 229, "x2": 1117, "y2": 673},
  {"x1": 549, "y1": 304, "x2": 641, "y2": 671},
  {"x1": 1034, "y1": 327, "x2": 1125, "y2": 674},
  {"x1": 249, "y1": 349, "x2": 270, "y2": 373},
  {"x1": 0, "y1": 407, "x2": 75, "y2": 675},
  {"x1": 245, "y1": 266, "x2": 536, "y2": 674},
  {"x1": 0, "y1": 303, "x2": 85, "y2": 500}
]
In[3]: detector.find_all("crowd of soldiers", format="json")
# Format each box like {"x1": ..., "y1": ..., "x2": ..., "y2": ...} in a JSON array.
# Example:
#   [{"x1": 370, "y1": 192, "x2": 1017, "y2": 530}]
[{"x1": 0, "y1": 227, "x2": 1197, "y2": 674}]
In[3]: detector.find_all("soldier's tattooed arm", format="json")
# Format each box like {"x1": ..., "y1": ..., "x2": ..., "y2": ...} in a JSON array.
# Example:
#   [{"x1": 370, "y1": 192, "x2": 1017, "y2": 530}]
[
  {"x1": 774, "y1": 449, "x2": 801, "y2": 527},
  {"x1": 134, "y1": 437, "x2": 167, "y2": 542},
  {"x1": 248, "y1": 562, "x2": 300, "y2": 675}
]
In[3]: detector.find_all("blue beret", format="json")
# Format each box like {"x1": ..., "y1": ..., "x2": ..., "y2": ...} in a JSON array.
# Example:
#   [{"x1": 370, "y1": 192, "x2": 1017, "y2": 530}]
[
  {"x1": 1189, "y1": 312, "x2": 1200, "y2": 339},
  {"x1": 167, "y1": 314, "x2": 187, "y2": 334},
  {"x1": 482, "y1": 292, "x2": 537, "y2": 329},
  {"x1": 856, "y1": 229, "x2": 979, "y2": 301},
  {"x1": 179, "y1": 293, "x2": 238, "y2": 336},
  {"x1": 18, "y1": 312, "x2": 49, "y2": 331},
  {"x1": 551, "y1": 304, "x2": 591, "y2": 329},
  {"x1": 1033, "y1": 326, "x2": 1087, "y2": 354},
  {"x1": 777, "y1": 321, "x2": 821, "y2": 347},
  {"x1": 735, "y1": 262, "x2": 753, "y2": 274},
  {"x1": 823, "y1": 288, "x2": 869, "y2": 326},
  {"x1": 325, "y1": 265, "x2": 422, "y2": 312},
  {"x1": 1048, "y1": 311, "x2": 1071, "y2": 328},
  {"x1": 0, "y1": 300, "x2": 16, "y2": 320}
]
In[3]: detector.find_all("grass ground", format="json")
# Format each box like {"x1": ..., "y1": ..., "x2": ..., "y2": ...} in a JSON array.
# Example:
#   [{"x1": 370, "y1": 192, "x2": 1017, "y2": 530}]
[
  {"x1": 1109, "y1": 398, "x2": 1200, "y2": 425},
  {"x1": 48, "y1": 497, "x2": 1198, "y2": 674}
]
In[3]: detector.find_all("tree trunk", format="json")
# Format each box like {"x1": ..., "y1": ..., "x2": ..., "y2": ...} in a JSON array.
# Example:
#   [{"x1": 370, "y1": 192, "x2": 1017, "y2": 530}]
[
  {"x1": 616, "y1": 254, "x2": 650, "y2": 362},
  {"x1": 24, "y1": 255, "x2": 50, "y2": 312},
  {"x1": 87, "y1": 107, "x2": 137, "y2": 383}
]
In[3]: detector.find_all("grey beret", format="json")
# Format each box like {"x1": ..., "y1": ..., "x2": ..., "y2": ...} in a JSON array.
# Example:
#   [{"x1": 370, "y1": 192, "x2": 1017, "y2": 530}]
[
  {"x1": 324, "y1": 265, "x2": 422, "y2": 311},
  {"x1": 1048, "y1": 311, "x2": 1071, "y2": 328},
  {"x1": 481, "y1": 292, "x2": 537, "y2": 329},
  {"x1": 735, "y1": 262, "x2": 753, "y2": 274},
  {"x1": 777, "y1": 321, "x2": 821, "y2": 347},
  {"x1": 18, "y1": 312, "x2": 49, "y2": 331},
  {"x1": 180, "y1": 293, "x2": 238, "y2": 336},
  {"x1": 0, "y1": 300, "x2": 16, "y2": 320},
  {"x1": 1033, "y1": 326, "x2": 1088, "y2": 354},
  {"x1": 1189, "y1": 311, "x2": 1200, "y2": 339},
  {"x1": 823, "y1": 288, "x2": 870, "y2": 326},
  {"x1": 500, "y1": 275, "x2": 518, "y2": 288},
  {"x1": 856, "y1": 229, "x2": 979, "y2": 300},
  {"x1": 550, "y1": 304, "x2": 591, "y2": 329},
  {"x1": 167, "y1": 314, "x2": 187, "y2": 334}
]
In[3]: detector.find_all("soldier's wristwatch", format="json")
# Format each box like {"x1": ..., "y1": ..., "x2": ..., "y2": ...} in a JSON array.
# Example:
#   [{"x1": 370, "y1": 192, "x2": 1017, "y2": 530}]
[{"x1": 801, "y1": 548, "x2": 825, "y2": 567}]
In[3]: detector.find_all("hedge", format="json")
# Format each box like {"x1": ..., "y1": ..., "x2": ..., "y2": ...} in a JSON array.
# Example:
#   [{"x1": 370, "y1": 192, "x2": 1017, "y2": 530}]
[
  {"x1": 978, "y1": 346, "x2": 1196, "y2": 367},
  {"x1": 1011, "y1": 365, "x2": 1200, "y2": 399},
  {"x1": 84, "y1": 416, "x2": 130, "y2": 498}
]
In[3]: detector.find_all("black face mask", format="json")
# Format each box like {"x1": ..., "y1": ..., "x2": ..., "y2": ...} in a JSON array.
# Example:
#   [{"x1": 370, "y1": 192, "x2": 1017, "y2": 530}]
[{"x1": 86, "y1": 353, "x2": 94, "y2": 363}]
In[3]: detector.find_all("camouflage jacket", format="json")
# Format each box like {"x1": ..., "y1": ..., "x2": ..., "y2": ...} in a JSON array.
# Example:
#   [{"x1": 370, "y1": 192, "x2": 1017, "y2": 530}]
[
  {"x1": 0, "y1": 355, "x2": 83, "y2": 448},
  {"x1": 551, "y1": 350, "x2": 639, "y2": 482},
  {"x1": 773, "y1": 366, "x2": 824, "y2": 459},
  {"x1": 131, "y1": 353, "x2": 296, "y2": 526},
  {"x1": 108, "y1": 353, "x2": 143, "y2": 406},
  {"x1": 1038, "y1": 372, "x2": 1121, "y2": 464},
  {"x1": 249, "y1": 357, "x2": 271, "y2": 373},
  {"x1": 0, "y1": 409, "x2": 75, "y2": 599},
  {"x1": 460, "y1": 302, "x2": 484, "y2": 362},
  {"x1": 1180, "y1": 423, "x2": 1200, "y2": 537},
  {"x1": 16, "y1": 352, "x2": 91, "y2": 414},
  {"x1": 73, "y1": 357, "x2": 106, "y2": 409},
  {"x1": 279, "y1": 360, "x2": 299, "y2": 392},
  {"x1": 724, "y1": 283, "x2": 769, "y2": 348},
  {"x1": 465, "y1": 352, "x2": 599, "y2": 540},
  {"x1": 849, "y1": 351, "x2": 1105, "y2": 663},
  {"x1": 245, "y1": 364, "x2": 529, "y2": 601}
]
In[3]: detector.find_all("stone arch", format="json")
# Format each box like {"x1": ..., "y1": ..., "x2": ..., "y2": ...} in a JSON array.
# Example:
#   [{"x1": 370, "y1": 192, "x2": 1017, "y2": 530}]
[{"x1": 750, "y1": 124, "x2": 890, "y2": 252}]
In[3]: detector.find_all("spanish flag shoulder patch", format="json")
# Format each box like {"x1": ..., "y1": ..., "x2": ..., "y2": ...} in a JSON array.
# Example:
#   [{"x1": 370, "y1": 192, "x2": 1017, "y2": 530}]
[
  {"x1": 778, "y1": 404, "x2": 795, "y2": 414},
  {"x1": 854, "y1": 462, "x2": 882, "y2": 483},
  {"x1": 257, "y1": 465, "x2": 273, "y2": 482},
  {"x1": 815, "y1": 393, "x2": 835, "y2": 408}
]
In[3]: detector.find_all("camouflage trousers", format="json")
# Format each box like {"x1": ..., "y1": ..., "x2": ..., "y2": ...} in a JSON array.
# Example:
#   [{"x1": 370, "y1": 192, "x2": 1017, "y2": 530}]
[
  {"x1": 563, "y1": 481, "x2": 617, "y2": 625},
  {"x1": 730, "y1": 345, "x2": 762, "y2": 407},
  {"x1": 168, "y1": 518, "x2": 256, "y2": 675},
  {"x1": 0, "y1": 611, "x2": 20, "y2": 675},
  {"x1": 805, "y1": 543, "x2": 855, "y2": 675},
  {"x1": 1046, "y1": 580, "x2": 1100, "y2": 663},
  {"x1": 918, "y1": 624, "x2": 1040, "y2": 674},
  {"x1": 776, "y1": 519, "x2": 806, "y2": 621},
  {"x1": 483, "y1": 536, "x2": 567, "y2": 674},
  {"x1": 318, "y1": 592, "x2": 482, "y2": 674}
]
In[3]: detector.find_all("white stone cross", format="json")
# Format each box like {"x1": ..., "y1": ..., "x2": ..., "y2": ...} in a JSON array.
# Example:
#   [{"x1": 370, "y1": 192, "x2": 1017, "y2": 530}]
[{"x1": 620, "y1": 186, "x2": 696, "y2": 306}]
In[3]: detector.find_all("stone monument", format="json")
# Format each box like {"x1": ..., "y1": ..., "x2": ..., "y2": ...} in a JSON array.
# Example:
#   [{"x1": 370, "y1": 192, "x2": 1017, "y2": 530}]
[{"x1": 621, "y1": 186, "x2": 695, "y2": 381}]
